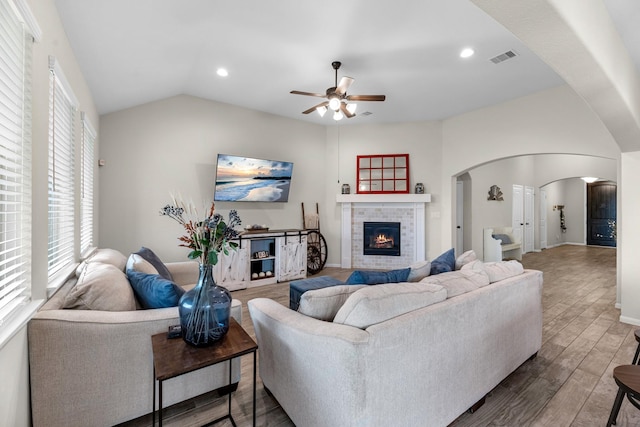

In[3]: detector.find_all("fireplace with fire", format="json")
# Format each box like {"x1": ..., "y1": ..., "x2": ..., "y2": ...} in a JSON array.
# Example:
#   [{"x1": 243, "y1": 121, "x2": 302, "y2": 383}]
[{"x1": 363, "y1": 222, "x2": 401, "y2": 256}]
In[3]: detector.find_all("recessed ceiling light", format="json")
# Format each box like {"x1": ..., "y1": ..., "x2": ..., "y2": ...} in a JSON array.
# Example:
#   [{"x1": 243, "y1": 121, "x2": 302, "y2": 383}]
[
  {"x1": 216, "y1": 68, "x2": 229, "y2": 77},
  {"x1": 460, "y1": 48, "x2": 475, "y2": 58}
]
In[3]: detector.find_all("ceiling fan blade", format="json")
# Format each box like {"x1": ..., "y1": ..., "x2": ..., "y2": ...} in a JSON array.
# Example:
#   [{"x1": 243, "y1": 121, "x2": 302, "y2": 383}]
[
  {"x1": 340, "y1": 102, "x2": 355, "y2": 118},
  {"x1": 346, "y1": 94, "x2": 386, "y2": 102},
  {"x1": 302, "y1": 101, "x2": 329, "y2": 115},
  {"x1": 335, "y1": 76, "x2": 354, "y2": 96},
  {"x1": 291, "y1": 90, "x2": 326, "y2": 98}
]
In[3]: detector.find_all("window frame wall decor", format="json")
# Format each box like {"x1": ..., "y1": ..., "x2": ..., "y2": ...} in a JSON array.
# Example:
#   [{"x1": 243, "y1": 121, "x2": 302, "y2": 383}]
[
  {"x1": 356, "y1": 154, "x2": 409, "y2": 194},
  {"x1": 80, "y1": 112, "x2": 96, "y2": 256}
]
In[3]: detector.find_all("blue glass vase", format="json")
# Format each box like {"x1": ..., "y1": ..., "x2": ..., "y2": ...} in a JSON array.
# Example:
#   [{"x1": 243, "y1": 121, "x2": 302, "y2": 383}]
[{"x1": 178, "y1": 263, "x2": 232, "y2": 347}]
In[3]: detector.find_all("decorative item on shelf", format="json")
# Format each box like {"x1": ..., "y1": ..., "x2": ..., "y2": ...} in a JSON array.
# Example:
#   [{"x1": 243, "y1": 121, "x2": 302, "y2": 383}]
[
  {"x1": 266, "y1": 271, "x2": 273, "y2": 277},
  {"x1": 244, "y1": 224, "x2": 269, "y2": 233},
  {"x1": 487, "y1": 185, "x2": 504, "y2": 201},
  {"x1": 160, "y1": 197, "x2": 241, "y2": 347},
  {"x1": 415, "y1": 182, "x2": 425, "y2": 194},
  {"x1": 259, "y1": 271, "x2": 266, "y2": 278},
  {"x1": 251, "y1": 272, "x2": 259, "y2": 279},
  {"x1": 341, "y1": 183, "x2": 351, "y2": 194},
  {"x1": 253, "y1": 250, "x2": 270, "y2": 259}
]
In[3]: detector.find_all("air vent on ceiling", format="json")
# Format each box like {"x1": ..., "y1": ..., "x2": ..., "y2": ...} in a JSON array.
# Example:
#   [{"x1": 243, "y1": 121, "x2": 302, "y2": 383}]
[
  {"x1": 490, "y1": 50, "x2": 518, "y2": 64},
  {"x1": 361, "y1": 111, "x2": 373, "y2": 116}
]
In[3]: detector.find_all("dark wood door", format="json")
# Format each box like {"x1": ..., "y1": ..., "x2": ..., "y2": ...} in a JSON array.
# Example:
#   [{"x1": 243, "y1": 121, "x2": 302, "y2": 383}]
[{"x1": 587, "y1": 181, "x2": 616, "y2": 247}]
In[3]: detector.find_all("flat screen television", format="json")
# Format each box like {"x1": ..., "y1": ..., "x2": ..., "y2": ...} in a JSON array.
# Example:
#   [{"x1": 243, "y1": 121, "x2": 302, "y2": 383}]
[{"x1": 213, "y1": 154, "x2": 294, "y2": 202}]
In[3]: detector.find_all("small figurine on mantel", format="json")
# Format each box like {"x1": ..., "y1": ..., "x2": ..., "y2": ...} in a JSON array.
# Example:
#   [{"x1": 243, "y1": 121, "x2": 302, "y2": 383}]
[{"x1": 487, "y1": 185, "x2": 504, "y2": 201}]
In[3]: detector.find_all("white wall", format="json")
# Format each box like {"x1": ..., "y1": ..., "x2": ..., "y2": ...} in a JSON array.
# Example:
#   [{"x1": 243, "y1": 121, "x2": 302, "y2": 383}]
[
  {"x1": 542, "y1": 179, "x2": 586, "y2": 247},
  {"x1": 99, "y1": 95, "x2": 327, "y2": 263},
  {"x1": 323, "y1": 121, "x2": 443, "y2": 261}
]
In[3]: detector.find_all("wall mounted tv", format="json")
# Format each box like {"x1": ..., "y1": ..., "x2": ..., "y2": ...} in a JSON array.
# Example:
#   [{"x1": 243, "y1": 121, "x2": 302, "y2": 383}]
[{"x1": 214, "y1": 154, "x2": 294, "y2": 202}]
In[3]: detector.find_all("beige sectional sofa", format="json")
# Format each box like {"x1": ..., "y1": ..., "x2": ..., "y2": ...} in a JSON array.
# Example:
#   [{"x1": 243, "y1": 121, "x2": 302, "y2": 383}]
[
  {"x1": 28, "y1": 249, "x2": 242, "y2": 427},
  {"x1": 249, "y1": 259, "x2": 543, "y2": 427}
]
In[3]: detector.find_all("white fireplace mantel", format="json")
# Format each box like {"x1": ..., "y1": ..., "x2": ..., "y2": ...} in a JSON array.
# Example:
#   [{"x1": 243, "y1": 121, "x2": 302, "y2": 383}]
[
  {"x1": 336, "y1": 193, "x2": 431, "y2": 204},
  {"x1": 336, "y1": 193, "x2": 431, "y2": 269}
]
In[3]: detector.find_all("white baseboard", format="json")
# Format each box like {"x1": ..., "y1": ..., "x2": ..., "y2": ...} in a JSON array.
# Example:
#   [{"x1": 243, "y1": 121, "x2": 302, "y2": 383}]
[
  {"x1": 616, "y1": 303, "x2": 621, "y2": 309},
  {"x1": 619, "y1": 315, "x2": 640, "y2": 326}
]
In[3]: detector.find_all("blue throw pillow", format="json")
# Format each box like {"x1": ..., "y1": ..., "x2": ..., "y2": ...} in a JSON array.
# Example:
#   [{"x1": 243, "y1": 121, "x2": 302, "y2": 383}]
[
  {"x1": 345, "y1": 267, "x2": 411, "y2": 285},
  {"x1": 135, "y1": 246, "x2": 173, "y2": 281},
  {"x1": 126, "y1": 269, "x2": 185, "y2": 309},
  {"x1": 430, "y1": 248, "x2": 455, "y2": 275}
]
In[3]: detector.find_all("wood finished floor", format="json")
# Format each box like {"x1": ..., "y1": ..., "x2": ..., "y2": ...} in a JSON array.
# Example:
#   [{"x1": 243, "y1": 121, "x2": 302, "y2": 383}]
[{"x1": 121, "y1": 245, "x2": 638, "y2": 427}]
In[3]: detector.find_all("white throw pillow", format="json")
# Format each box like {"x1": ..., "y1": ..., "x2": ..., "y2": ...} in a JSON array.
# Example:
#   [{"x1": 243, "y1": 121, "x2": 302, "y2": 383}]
[
  {"x1": 407, "y1": 260, "x2": 431, "y2": 282},
  {"x1": 420, "y1": 269, "x2": 490, "y2": 298},
  {"x1": 333, "y1": 282, "x2": 446, "y2": 329},
  {"x1": 455, "y1": 250, "x2": 477, "y2": 270},
  {"x1": 126, "y1": 253, "x2": 160, "y2": 275},
  {"x1": 298, "y1": 285, "x2": 367, "y2": 321},
  {"x1": 483, "y1": 260, "x2": 524, "y2": 283}
]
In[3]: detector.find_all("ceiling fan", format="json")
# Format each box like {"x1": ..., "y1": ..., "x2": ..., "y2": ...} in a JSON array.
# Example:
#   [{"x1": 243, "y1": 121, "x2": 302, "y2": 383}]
[{"x1": 290, "y1": 61, "x2": 386, "y2": 120}]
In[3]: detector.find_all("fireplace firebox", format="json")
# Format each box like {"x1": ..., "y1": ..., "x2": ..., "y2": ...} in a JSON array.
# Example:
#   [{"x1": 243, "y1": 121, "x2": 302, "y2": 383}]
[{"x1": 363, "y1": 222, "x2": 401, "y2": 256}]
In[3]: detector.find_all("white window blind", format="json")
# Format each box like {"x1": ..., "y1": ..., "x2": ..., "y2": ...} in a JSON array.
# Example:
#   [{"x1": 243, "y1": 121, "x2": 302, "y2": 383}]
[
  {"x1": 80, "y1": 112, "x2": 95, "y2": 255},
  {"x1": 48, "y1": 57, "x2": 77, "y2": 279},
  {"x1": 0, "y1": 0, "x2": 33, "y2": 326}
]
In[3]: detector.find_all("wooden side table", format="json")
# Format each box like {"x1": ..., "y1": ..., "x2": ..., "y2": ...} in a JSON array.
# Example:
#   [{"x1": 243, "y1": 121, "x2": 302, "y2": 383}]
[{"x1": 151, "y1": 317, "x2": 258, "y2": 426}]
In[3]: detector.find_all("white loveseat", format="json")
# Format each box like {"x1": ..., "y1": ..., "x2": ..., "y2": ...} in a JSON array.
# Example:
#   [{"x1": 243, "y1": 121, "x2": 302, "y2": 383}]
[
  {"x1": 248, "y1": 260, "x2": 542, "y2": 427},
  {"x1": 484, "y1": 226, "x2": 522, "y2": 261},
  {"x1": 28, "y1": 249, "x2": 242, "y2": 427}
]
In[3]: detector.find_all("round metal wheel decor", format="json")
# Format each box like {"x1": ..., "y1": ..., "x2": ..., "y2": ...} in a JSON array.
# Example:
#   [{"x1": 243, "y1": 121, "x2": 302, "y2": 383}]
[{"x1": 306, "y1": 230, "x2": 327, "y2": 275}]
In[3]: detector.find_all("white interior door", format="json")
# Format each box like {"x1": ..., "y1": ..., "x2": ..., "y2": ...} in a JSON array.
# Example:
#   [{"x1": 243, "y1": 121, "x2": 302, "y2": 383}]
[
  {"x1": 456, "y1": 181, "x2": 464, "y2": 253},
  {"x1": 512, "y1": 184, "x2": 524, "y2": 244},
  {"x1": 539, "y1": 189, "x2": 547, "y2": 249},
  {"x1": 524, "y1": 186, "x2": 535, "y2": 253}
]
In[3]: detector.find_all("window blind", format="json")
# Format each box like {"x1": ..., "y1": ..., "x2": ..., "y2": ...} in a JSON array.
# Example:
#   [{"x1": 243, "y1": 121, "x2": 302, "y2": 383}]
[
  {"x1": 48, "y1": 57, "x2": 77, "y2": 278},
  {"x1": 0, "y1": 0, "x2": 33, "y2": 326},
  {"x1": 80, "y1": 112, "x2": 95, "y2": 255}
]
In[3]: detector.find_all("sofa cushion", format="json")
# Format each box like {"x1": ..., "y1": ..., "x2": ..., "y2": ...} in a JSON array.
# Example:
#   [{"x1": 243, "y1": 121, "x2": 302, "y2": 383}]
[
  {"x1": 134, "y1": 247, "x2": 173, "y2": 281},
  {"x1": 83, "y1": 248, "x2": 128, "y2": 271},
  {"x1": 298, "y1": 285, "x2": 367, "y2": 321},
  {"x1": 420, "y1": 269, "x2": 490, "y2": 298},
  {"x1": 345, "y1": 267, "x2": 411, "y2": 285},
  {"x1": 407, "y1": 260, "x2": 431, "y2": 282},
  {"x1": 455, "y1": 250, "x2": 477, "y2": 270},
  {"x1": 483, "y1": 260, "x2": 524, "y2": 283},
  {"x1": 492, "y1": 233, "x2": 512, "y2": 245},
  {"x1": 333, "y1": 282, "x2": 447, "y2": 329},
  {"x1": 126, "y1": 269, "x2": 185, "y2": 309},
  {"x1": 430, "y1": 248, "x2": 455, "y2": 275},
  {"x1": 126, "y1": 253, "x2": 160, "y2": 275},
  {"x1": 63, "y1": 262, "x2": 137, "y2": 311}
]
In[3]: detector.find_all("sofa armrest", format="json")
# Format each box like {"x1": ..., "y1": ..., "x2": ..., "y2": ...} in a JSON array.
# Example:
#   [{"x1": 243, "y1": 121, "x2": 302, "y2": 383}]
[
  {"x1": 166, "y1": 260, "x2": 200, "y2": 286},
  {"x1": 248, "y1": 298, "x2": 370, "y2": 426},
  {"x1": 29, "y1": 299, "x2": 242, "y2": 426}
]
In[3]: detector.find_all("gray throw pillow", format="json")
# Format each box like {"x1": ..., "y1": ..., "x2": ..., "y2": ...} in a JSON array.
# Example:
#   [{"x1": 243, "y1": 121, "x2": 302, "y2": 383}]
[{"x1": 135, "y1": 247, "x2": 173, "y2": 281}]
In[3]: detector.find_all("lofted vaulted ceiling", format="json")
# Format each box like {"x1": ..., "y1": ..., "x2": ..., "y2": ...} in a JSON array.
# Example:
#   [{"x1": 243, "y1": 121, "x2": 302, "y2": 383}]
[{"x1": 54, "y1": 0, "x2": 638, "y2": 125}]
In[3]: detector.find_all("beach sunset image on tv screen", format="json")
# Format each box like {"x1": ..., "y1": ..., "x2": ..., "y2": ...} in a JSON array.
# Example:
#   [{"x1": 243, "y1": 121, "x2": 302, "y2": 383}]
[{"x1": 214, "y1": 154, "x2": 294, "y2": 202}]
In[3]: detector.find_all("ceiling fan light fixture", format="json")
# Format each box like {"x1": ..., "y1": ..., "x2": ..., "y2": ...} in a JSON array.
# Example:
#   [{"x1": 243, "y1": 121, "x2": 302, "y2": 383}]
[
  {"x1": 346, "y1": 103, "x2": 357, "y2": 114},
  {"x1": 333, "y1": 110, "x2": 344, "y2": 121},
  {"x1": 328, "y1": 97, "x2": 341, "y2": 111},
  {"x1": 581, "y1": 176, "x2": 599, "y2": 183},
  {"x1": 316, "y1": 106, "x2": 327, "y2": 117}
]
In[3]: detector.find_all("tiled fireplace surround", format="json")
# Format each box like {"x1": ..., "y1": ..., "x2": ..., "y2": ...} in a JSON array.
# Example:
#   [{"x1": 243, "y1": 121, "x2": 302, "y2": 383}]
[{"x1": 336, "y1": 194, "x2": 431, "y2": 270}]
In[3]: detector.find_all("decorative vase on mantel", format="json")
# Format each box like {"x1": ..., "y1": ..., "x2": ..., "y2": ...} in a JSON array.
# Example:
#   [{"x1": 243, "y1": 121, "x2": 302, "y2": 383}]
[{"x1": 178, "y1": 263, "x2": 232, "y2": 347}]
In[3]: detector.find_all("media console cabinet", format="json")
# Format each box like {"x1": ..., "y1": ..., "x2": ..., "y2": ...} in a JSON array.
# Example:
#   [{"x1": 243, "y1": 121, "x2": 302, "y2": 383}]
[{"x1": 213, "y1": 229, "x2": 308, "y2": 291}]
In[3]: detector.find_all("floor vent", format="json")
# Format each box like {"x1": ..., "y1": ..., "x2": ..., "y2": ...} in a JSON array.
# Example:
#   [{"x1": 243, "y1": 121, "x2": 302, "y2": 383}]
[
  {"x1": 490, "y1": 50, "x2": 518, "y2": 64},
  {"x1": 361, "y1": 111, "x2": 373, "y2": 116}
]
